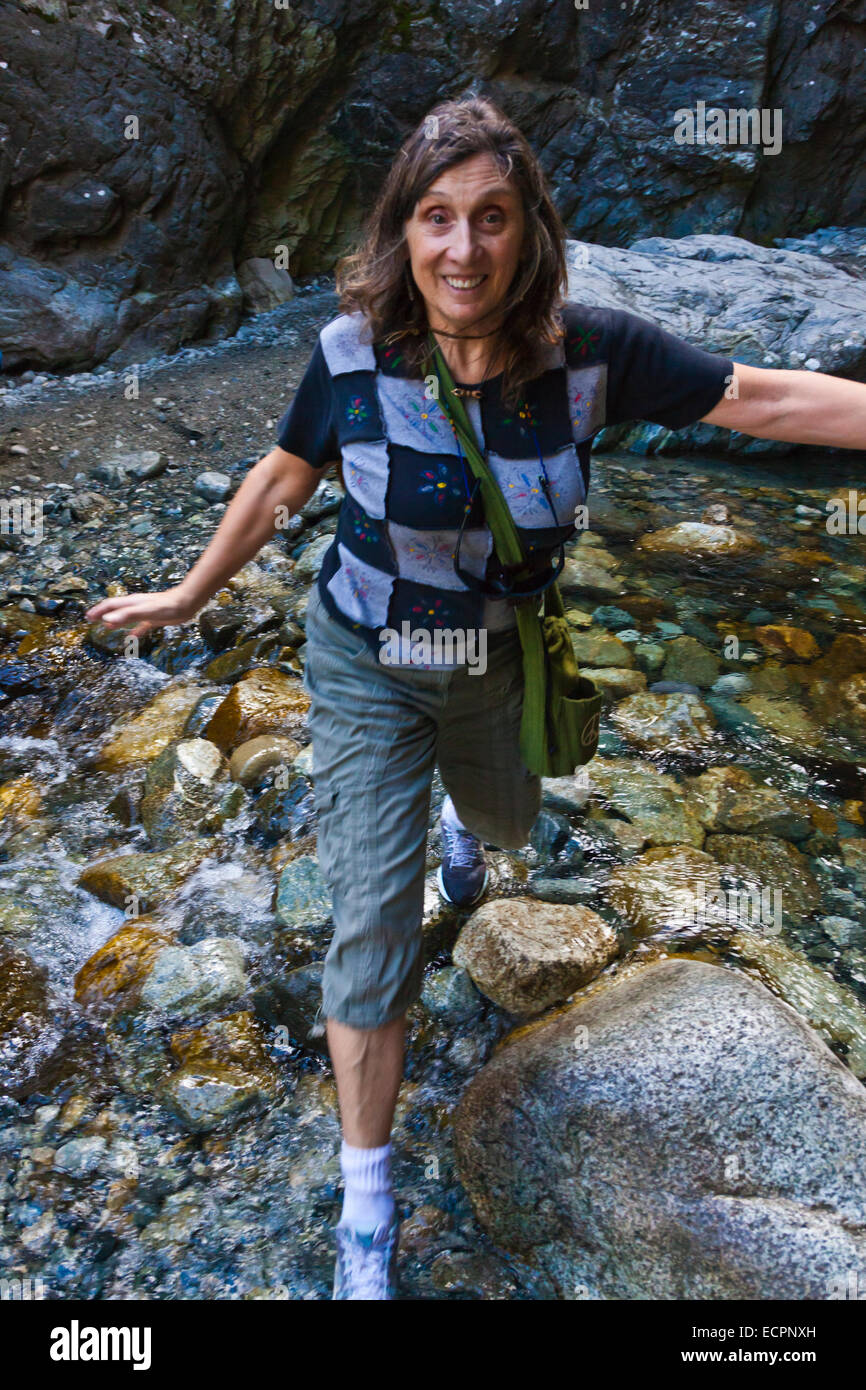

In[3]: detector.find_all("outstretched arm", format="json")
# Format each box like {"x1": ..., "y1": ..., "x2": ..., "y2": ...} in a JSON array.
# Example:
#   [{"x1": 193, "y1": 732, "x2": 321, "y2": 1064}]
[{"x1": 701, "y1": 361, "x2": 866, "y2": 449}]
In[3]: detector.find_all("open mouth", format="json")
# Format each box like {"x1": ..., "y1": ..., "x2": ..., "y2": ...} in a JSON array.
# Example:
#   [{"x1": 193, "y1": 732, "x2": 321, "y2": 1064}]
[{"x1": 442, "y1": 274, "x2": 488, "y2": 291}]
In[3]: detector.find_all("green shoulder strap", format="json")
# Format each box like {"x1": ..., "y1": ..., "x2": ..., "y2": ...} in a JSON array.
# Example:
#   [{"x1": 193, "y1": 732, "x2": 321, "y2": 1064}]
[{"x1": 425, "y1": 332, "x2": 550, "y2": 771}]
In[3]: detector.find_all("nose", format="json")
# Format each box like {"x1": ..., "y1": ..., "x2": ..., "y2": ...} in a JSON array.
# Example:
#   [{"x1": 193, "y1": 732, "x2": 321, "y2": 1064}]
[{"x1": 446, "y1": 216, "x2": 481, "y2": 267}]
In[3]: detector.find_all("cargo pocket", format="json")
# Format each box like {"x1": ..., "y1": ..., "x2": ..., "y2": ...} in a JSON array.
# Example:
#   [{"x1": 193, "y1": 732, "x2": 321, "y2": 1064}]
[{"x1": 312, "y1": 780, "x2": 338, "y2": 881}]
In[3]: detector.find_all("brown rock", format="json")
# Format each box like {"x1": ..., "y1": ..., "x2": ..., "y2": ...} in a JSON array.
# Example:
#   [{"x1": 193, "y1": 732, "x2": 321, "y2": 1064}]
[
  {"x1": 204, "y1": 667, "x2": 311, "y2": 753},
  {"x1": 704, "y1": 834, "x2": 822, "y2": 923},
  {"x1": 607, "y1": 845, "x2": 723, "y2": 934},
  {"x1": 452, "y1": 896, "x2": 619, "y2": 1017},
  {"x1": 74, "y1": 920, "x2": 176, "y2": 1009},
  {"x1": 95, "y1": 684, "x2": 212, "y2": 771},
  {"x1": 78, "y1": 840, "x2": 221, "y2": 912},
  {"x1": 610, "y1": 691, "x2": 717, "y2": 754},
  {"x1": 753, "y1": 625, "x2": 820, "y2": 662}
]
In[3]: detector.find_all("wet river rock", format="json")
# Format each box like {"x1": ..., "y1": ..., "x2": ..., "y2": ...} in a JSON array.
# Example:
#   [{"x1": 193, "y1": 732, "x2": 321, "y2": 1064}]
[
  {"x1": 454, "y1": 957, "x2": 866, "y2": 1299},
  {"x1": 140, "y1": 738, "x2": 246, "y2": 848},
  {"x1": 203, "y1": 667, "x2": 311, "y2": 752},
  {"x1": 452, "y1": 896, "x2": 619, "y2": 1017},
  {"x1": 94, "y1": 683, "x2": 213, "y2": 771},
  {"x1": 78, "y1": 839, "x2": 224, "y2": 912}
]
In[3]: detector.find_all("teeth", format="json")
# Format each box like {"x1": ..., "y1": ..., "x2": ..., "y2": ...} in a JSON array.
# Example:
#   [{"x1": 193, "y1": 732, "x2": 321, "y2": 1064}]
[{"x1": 444, "y1": 275, "x2": 485, "y2": 288}]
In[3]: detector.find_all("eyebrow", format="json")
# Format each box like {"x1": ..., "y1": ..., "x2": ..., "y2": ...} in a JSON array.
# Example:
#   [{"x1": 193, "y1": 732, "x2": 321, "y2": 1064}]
[{"x1": 418, "y1": 185, "x2": 516, "y2": 202}]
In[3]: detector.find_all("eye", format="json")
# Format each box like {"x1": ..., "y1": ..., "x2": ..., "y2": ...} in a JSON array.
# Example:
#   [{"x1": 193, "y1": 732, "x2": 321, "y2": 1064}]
[{"x1": 427, "y1": 210, "x2": 449, "y2": 226}]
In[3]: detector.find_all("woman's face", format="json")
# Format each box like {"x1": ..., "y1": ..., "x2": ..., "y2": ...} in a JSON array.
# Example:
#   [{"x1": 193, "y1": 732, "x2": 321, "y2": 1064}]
[{"x1": 403, "y1": 151, "x2": 525, "y2": 332}]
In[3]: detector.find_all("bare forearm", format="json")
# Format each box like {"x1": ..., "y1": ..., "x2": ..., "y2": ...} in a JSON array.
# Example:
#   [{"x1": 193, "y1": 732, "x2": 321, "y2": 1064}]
[
  {"x1": 177, "y1": 456, "x2": 310, "y2": 608},
  {"x1": 771, "y1": 369, "x2": 866, "y2": 449}
]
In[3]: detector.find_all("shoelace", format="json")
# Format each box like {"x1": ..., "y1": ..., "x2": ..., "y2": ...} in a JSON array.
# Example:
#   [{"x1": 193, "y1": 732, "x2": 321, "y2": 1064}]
[
  {"x1": 441, "y1": 817, "x2": 484, "y2": 869},
  {"x1": 340, "y1": 1230, "x2": 393, "y2": 1299}
]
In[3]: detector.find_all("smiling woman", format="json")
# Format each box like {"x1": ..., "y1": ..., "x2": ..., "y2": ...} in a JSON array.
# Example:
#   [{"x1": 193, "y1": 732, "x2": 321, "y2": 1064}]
[
  {"x1": 336, "y1": 96, "x2": 568, "y2": 408},
  {"x1": 84, "y1": 91, "x2": 866, "y2": 1304}
]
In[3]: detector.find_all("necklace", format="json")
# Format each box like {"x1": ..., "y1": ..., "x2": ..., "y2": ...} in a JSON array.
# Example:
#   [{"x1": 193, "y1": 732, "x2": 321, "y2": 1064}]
[{"x1": 430, "y1": 328, "x2": 503, "y2": 399}]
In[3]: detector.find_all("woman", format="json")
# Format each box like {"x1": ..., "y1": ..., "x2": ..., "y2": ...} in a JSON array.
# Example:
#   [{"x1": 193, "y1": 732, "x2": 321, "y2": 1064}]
[{"x1": 87, "y1": 97, "x2": 866, "y2": 1300}]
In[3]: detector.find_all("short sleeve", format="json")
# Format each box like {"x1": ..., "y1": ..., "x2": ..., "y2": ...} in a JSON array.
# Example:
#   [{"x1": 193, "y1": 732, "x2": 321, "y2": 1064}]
[
  {"x1": 603, "y1": 308, "x2": 734, "y2": 430},
  {"x1": 275, "y1": 337, "x2": 338, "y2": 468}
]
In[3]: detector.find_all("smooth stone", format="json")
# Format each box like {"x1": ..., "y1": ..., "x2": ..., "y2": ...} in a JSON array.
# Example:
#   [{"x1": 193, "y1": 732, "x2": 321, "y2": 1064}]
[
  {"x1": 274, "y1": 854, "x2": 332, "y2": 931},
  {"x1": 204, "y1": 667, "x2": 311, "y2": 752},
  {"x1": 453, "y1": 957, "x2": 866, "y2": 1298},
  {"x1": 162, "y1": 1012, "x2": 280, "y2": 1133},
  {"x1": 684, "y1": 766, "x2": 812, "y2": 841},
  {"x1": 420, "y1": 966, "x2": 485, "y2": 1025},
  {"x1": 452, "y1": 896, "x2": 619, "y2": 1017},
  {"x1": 635, "y1": 522, "x2": 762, "y2": 559},
  {"x1": 587, "y1": 757, "x2": 705, "y2": 849},
  {"x1": 228, "y1": 734, "x2": 302, "y2": 788},
  {"x1": 74, "y1": 920, "x2": 177, "y2": 1010},
  {"x1": 140, "y1": 938, "x2": 248, "y2": 1016},
  {"x1": 581, "y1": 667, "x2": 647, "y2": 701},
  {"x1": 754, "y1": 625, "x2": 820, "y2": 662},
  {"x1": 193, "y1": 471, "x2": 233, "y2": 502},
  {"x1": 77, "y1": 840, "x2": 221, "y2": 912},
  {"x1": 94, "y1": 684, "x2": 212, "y2": 771},
  {"x1": 703, "y1": 835, "x2": 822, "y2": 925},
  {"x1": 590, "y1": 605, "x2": 635, "y2": 631},
  {"x1": 610, "y1": 691, "x2": 717, "y2": 755},
  {"x1": 53, "y1": 1136, "x2": 108, "y2": 1177},
  {"x1": 660, "y1": 635, "x2": 721, "y2": 688},
  {"x1": 711, "y1": 673, "x2": 753, "y2": 696},
  {"x1": 140, "y1": 738, "x2": 244, "y2": 848},
  {"x1": 569, "y1": 628, "x2": 636, "y2": 669},
  {"x1": 649, "y1": 680, "x2": 701, "y2": 695},
  {"x1": 730, "y1": 930, "x2": 866, "y2": 1075}
]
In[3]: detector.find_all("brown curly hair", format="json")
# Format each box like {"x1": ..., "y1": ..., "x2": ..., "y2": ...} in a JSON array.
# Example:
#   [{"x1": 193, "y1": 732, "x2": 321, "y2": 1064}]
[{"x1": 335, "y1": 95, "x2": 569, "y2": 411}]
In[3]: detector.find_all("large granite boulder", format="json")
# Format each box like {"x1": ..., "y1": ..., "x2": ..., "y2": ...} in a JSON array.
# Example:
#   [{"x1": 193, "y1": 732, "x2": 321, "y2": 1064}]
[{"x1": 454, "y1": 957, "x2": 866, "y2": 1299}]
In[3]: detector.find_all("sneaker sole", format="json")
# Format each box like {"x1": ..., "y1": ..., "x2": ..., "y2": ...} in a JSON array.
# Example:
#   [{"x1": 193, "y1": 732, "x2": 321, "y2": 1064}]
[{"x1": 436, "y1": 862, "x2": 489, "y2": 908}]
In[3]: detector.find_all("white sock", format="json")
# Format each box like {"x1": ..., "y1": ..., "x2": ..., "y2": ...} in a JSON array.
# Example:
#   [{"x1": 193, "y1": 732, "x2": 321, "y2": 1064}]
[
  {"x1": 339, "y1": 1140, "x2": 395, "y2": 1233},
  {"x1": 442, "y1": 794, "x2": 468, "y2": 831}
]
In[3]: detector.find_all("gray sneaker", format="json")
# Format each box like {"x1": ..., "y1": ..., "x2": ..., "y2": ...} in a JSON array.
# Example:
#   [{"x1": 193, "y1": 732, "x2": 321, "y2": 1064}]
[
  {"x1": 332, "y1": 1213, "x2": 401, "y2": 1300},
  {"x1": 438, "y1": 795, "x2": 489, "y2": 908}
]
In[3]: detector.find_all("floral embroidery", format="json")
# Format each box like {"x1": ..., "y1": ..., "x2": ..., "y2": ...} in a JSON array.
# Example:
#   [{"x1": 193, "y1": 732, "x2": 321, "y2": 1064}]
[
  {"x1": 349, "y1": 509, "x2": 378, "y2": 545},
  {"x1": 500, "y1": 399, "x2": 538, "y2": 435},
  {"x1": 396, "y1": 393, "x2": 451, "y2": 446},
  {"x1": 346, "y1": 395, "x2": 369, "y2": 426},
  {"x1": 418, "y1": 461, "x2": 464, "y2": 504},
  {"x1": 344, "y1": 560, "x2": 374, "y2": 605},
  {"x1": 382, "y1": 345, "x2": 404, "y2": 372},
  {"x1": 570, "y1": 385, "x2": 596, "y2": 431},
  {"x1": 566, "y1": 325, "x2": 601, "y2": 360},
  {"x1": 408, "y1": 595, "x2": 450, "y2": 628},
  {"x1": 404, "y1": 533, "x2": 455, "y2": 579},
  {"x1": 504, "y1": 470, "x2": 562, "y2": 513}
]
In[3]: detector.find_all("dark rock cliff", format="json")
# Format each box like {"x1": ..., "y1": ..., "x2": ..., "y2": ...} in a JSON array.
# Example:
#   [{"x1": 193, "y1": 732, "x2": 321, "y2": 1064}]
[{"x1": 1, "y1": 0, "x2": 865, "y2": 371}]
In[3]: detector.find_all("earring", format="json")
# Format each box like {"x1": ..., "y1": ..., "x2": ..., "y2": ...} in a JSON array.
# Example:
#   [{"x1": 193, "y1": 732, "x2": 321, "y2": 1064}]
[{"x1": 404, "y1": 263, "x2": 416, "y2": 301}]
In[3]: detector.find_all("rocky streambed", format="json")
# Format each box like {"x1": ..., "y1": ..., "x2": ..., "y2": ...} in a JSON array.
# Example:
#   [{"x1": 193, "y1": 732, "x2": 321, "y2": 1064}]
[{"x1": 1, "y1": 284, "x2": 866, "y2": 1299}]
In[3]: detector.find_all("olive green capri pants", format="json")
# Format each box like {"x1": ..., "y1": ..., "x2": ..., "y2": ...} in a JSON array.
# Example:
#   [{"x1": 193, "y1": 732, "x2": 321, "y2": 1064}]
[{"x1": 301, "y1": 582, "x2": 543, "y2": 1029}]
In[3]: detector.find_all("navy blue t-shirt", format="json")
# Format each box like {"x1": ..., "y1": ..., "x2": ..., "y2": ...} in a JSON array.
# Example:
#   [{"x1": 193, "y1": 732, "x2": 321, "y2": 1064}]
[{"x1": 273, "y1": 302, "x2": 733, "y2": 660}]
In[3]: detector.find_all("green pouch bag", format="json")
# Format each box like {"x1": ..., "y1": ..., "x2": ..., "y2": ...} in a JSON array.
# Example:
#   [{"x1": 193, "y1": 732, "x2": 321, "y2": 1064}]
[{"x1": 427, "y1": 333, "x2": 602, "y2": 776}]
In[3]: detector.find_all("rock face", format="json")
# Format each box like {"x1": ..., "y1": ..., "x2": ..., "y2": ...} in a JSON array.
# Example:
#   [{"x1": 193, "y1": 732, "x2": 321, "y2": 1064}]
[
  {"x1": 3, "y1": 3, "x2": 866, "y2": 374},
  {"x1": 452, "y1": 896, "x2": 619, "y2": 1017},
  {"x1": 569, "y1": 233, "x2": 866, "y2": 457},
  {"x1": 454, "y1": 958, "x2": 866, "y2": 1299}
]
